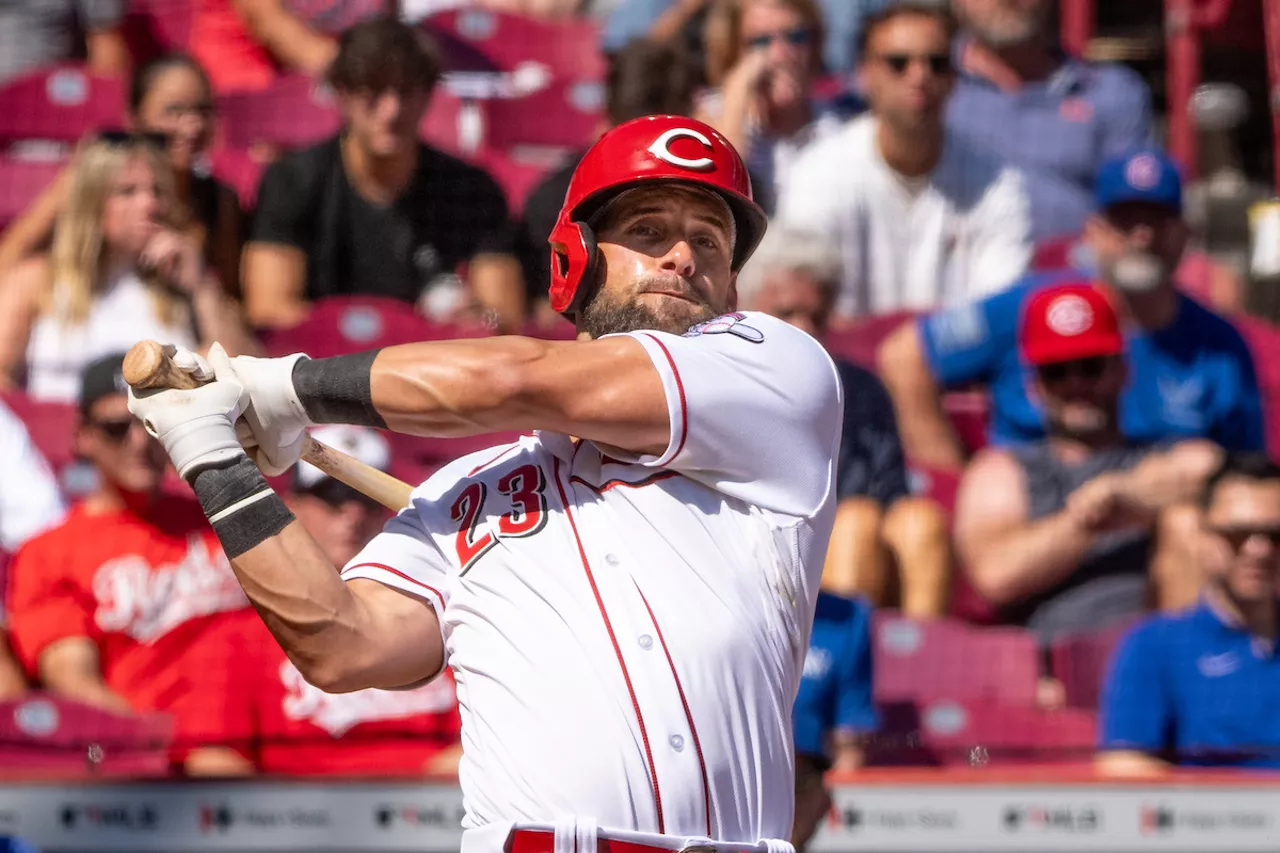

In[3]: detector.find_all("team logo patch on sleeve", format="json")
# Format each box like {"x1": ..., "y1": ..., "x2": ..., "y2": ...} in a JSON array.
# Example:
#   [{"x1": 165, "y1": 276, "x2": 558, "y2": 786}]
[{"x1": 683, "y1": 312, "x2": 765, "y2": 343}]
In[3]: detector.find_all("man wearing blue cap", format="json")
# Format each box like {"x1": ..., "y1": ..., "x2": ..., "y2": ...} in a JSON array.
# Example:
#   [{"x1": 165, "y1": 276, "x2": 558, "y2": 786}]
[{"x1": 878, "y1": 148, "x2": 1263, "y2": 610}]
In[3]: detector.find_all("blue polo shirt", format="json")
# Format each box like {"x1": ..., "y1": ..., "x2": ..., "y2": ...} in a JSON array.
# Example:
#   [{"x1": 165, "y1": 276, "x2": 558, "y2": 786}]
[
  {"x1": 918, "y1": 271, "x2": 1264, "y2": 450},
  {"x1": 1099, "y1": 600, "x2": 1280, "y2": 767},
  {"x1": 946, "y1": 53, "x2": 1153, "y2": 241},
  {"x1": 794, "y1": 592, "x2": 879, "y2": 762}
]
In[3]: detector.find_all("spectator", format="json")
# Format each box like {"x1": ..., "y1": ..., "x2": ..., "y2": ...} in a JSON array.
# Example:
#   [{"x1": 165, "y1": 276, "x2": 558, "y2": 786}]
[
  {"x1": 878, "y1": 148, "x2": 1264, "y2": 473},
  {"x1": 0, "y1": 136, "x2": 258, "y2": 402},
  {"x1": 955, "y1": 283, "x2": 1225, "y2": 644},
  {"x1": 948, "y1": 0, "x2": 1153, "y2": 242},
  {"x1": 233, "y1": 425, "x2": 462, "y2": 775},
  {"x1": 778, "y1": 2, "x2": 1031, "y2": 319},
  {"x1": 791, "y1": 591, "x2": 878, "y2": 852},
  {"x1": 190, "y1": 0, "x2": 387, "y2": 94},
  {"x1": 244, "y1": 19, "x2": 524, "y2": 331},
  {"x1": 738, "y1": 225, "x2": 950, "y2": 614},
  {"x1": 519, "y1": 38, "x2": 699, "y2": 321},
  {"x1": 1098, "y1": 452, "x2": 1280, "y2": 774},
  {"x1": 5, "y1": 354, "x2": 257, "y2": 775},
  {"x1": 0, "y1": 0, "x2": 129, "y2": 85},
  {"x1": 0, "y1": 54, "x2": 245, "y2": 298},
  {"x1": 697, "y1": 0, "x2": 857, "y2": 213}
]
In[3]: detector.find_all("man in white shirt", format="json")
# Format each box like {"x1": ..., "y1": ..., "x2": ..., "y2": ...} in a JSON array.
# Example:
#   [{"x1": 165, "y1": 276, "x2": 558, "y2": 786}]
[
  {"x1": 129, "y1": 115, "x2": 843, "y2": 853},
  {"x1": 778, "y1": 1, "x2": 1031, "y2": 319}
]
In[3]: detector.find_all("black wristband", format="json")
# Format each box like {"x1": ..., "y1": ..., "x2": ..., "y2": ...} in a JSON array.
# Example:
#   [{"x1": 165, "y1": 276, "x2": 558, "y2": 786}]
[
  {"x1": 191, "y1": 457, "x2": 295, "y2": 559},
  {"x1": 292, "y1": 350, "x2": 386, "y2": 427}
]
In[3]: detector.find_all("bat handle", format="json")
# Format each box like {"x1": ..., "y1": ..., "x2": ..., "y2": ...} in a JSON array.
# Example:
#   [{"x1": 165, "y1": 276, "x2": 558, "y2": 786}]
[{"x1": 123, "y1": 340, "x2": 206, "y2": 391}]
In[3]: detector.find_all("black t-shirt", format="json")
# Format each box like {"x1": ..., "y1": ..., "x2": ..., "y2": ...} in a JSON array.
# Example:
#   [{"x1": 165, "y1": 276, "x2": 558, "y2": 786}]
[
  {"x1": 835, "y1": 358, "x2": 910, "y2": 505},
  {"x1": 251, "y1": 136, "x2": 514, "y2": 303}
]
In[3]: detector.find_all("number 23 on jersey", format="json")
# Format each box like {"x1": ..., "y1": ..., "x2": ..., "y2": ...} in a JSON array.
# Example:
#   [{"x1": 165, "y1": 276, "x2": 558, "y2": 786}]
[{"x1": 449, "y1": 464, "x2": 549, "y2": 572}]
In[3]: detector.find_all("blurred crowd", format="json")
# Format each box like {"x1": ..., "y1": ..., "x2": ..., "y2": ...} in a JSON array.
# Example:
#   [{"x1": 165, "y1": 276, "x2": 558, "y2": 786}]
[{"x1": 0, "y1": 0, "x2": 1278, "y2": 845}]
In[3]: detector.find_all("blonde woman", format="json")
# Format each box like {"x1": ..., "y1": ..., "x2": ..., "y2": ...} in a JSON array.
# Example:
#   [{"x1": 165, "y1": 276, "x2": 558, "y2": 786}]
[
  {"x1": 0, "y1": 135, "x2": 258, "y2": 402},
  {"x1": 698, "y1": 0, "x2": 848, "y2": 212}
]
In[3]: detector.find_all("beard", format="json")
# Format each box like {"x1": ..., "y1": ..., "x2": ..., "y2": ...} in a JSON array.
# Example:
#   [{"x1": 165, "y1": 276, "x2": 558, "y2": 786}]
[
  {"x1": 579, "y1": 273, "x2": 720, "y2": 338},
  {"x1": 1107, "y1": 250, "x2": 1169, "y2": 294},
  {"x1": 963, "y1": 4, "x2": 1048, "y2": 48}
]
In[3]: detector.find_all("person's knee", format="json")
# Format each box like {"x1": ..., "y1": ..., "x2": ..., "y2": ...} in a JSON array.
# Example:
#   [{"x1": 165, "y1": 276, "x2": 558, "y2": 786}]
[
  {"x1": 834, "y1": 496, "x2": 886, "y2": 535},
  {"x1": 882, "y1": 495, "x2": 948, "y2": 547}
]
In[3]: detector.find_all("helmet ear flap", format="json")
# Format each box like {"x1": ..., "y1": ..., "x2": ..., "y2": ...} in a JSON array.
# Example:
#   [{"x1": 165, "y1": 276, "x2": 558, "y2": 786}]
[{"x1": 548, "y1": 220, "x2": 599, "y2": 316}]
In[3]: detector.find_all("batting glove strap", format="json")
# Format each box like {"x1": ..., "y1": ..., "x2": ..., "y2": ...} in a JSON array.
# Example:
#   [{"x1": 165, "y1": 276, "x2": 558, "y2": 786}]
[{"x1": 191, "y1": 456, "x2": 295, "y2": 559}]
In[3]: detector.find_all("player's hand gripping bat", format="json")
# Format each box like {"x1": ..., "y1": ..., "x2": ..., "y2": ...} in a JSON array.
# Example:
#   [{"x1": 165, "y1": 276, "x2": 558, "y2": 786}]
[{"x1": 123, "y1": 340, "x2": 414, "y2": 511}]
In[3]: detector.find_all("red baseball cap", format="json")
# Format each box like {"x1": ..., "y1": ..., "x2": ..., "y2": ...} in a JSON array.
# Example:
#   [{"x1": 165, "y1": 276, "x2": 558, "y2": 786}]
[{"x1": 1020, "y1": 283, "x2": 1124, "y2": 366}]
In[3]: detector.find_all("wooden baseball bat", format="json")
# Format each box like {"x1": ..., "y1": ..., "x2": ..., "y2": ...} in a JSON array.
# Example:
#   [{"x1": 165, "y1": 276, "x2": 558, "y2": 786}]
[{"x1": 123, "y1": 340, "x2": 414, "y2": 511}]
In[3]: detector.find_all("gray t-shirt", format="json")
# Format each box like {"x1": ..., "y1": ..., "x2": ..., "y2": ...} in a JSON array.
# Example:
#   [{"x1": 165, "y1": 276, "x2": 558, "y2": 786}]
[{"x1": 0, "y1": 0, "x2": 124, "y2": 84}]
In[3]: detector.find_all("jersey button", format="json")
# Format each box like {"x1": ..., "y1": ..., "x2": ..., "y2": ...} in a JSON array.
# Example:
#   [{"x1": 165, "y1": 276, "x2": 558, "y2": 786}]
[
  {"x1": 605, "y1": 553, "x2": 621, "y2": 566},
  {"x1": 669, "y1": 734, "x2": 685, "y2": 752},
  {"x1": 638, "y1": 634, "x2": 654, "y2": 650}
]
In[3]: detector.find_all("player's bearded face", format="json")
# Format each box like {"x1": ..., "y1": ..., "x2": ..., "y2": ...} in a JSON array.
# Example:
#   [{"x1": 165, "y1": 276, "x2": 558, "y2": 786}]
[{"x1": 581, "y1": 270, "x2": 721, "y2": 338}]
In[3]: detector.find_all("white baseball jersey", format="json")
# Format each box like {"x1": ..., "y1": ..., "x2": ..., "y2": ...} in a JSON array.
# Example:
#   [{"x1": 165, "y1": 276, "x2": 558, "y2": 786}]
[{"x1": 340, "y1": 311, "x2": 843, "y2": 845}]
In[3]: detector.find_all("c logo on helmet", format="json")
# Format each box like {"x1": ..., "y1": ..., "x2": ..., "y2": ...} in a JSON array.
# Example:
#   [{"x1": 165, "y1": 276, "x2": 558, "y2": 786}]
[{"x1": 647, "y1": 128, "x2": 716, "y2": 171}]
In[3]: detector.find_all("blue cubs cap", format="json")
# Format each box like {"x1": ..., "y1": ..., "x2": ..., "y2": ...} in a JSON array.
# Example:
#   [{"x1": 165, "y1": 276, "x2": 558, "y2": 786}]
[{"x1": 1095, "y1": 148, "x2": 1182, "y2": 212}]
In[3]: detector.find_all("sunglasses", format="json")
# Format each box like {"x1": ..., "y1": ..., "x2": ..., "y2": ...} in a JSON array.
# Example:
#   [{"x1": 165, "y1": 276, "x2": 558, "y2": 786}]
[
  {"x1": 97, "y1": 130, "x2": 169, "y2": 150},
  {"x1": 1208, "y1": 526, "x2": 1280, "y2": 549},
  {"x1": 89, "y1": 417, "x2": 136, "y2": 441},
  {"x1": 1037, "y1": 356, "x2": 1111, "y2": 383},
  {"x1": 872, "y1": 52, "x2": 953, "y2": 76},
  {"x1": 745, "y1": 27, "x2": 812, "y2": 50}
]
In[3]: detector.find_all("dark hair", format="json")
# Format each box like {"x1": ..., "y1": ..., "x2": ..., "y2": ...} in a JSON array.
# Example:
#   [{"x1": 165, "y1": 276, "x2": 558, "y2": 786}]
[
  {"x1": 1200, "y1": 452, "x2": 1280, "y2": 508},
  {"x1": 856, "y1": 1, "x2": 958, "y2": 63},
  {"x1": 128, "y1": 53, "x2": 212, "y2": 115},
  {"x1": 327, "y1": 17, "x2": 443, "y2": 96},
  {"x1": 605, "y1": 38, "x2": 698, "y2": 127}
]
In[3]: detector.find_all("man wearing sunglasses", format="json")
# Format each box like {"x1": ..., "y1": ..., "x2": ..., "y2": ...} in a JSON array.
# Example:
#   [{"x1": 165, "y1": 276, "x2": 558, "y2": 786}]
[
  {"x1": 778, "y1": 1, "x2": 1032, "y2": 319},
  {"x1": 954, "y1": 284, "x2": 1224, "y2": 657},
  {"x1": 5, "y1": 353, "x2": 258, "y2": 775},
  {"x1": 1099, "y1": 452, "x2": 1280, "y2": 774}
]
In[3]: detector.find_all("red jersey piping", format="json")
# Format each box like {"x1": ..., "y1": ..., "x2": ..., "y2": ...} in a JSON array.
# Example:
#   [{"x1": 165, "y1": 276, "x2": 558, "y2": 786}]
[
  {"x1": 640, "y1": 334, "x2": 689, "y2": 463},
  {"x1": 342, "y1": 563, "x2": 446, "y2": 611}
]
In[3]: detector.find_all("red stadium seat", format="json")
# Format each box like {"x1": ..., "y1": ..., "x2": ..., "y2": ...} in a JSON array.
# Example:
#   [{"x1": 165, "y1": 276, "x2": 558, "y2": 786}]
[
  {"x1": 419, "y1": 88, "x2": 473, "y2": 156},
  {"x1": 470, "y1": 147, "x2": 550, "y2": 215},
  {"x1": 0, "y1": 157, "x2": 63, "y2": 230},
  {"x1": 822, "y1": 311, "x2": 916, "y2": 370},
  {"x1": 0, "y1": 694, "x2": 172, "y2": 778},
  {"x1": 483, "y1": 80, "x2": 603, "y2": 152},
  {"x1": 208, "y1": 146, "x2": 266, "y2": 209},
  {"x1": 2, "y1": 393, "x2": 77, "y2": 477},
  {"x1": 421, "y1": 9, "x2": 605, "y2": 82},
  {"x1": 941, "y1": 391, "x2": 989, "y2": 454},
  {"x1": 122, "y1": 0, "x2": 194, "y2": 58},
  {"x1": 1050, "y1": 620, "x2": 1139, "y2": 710},
  {"x1": 873, "y1": 613, "x2": 1039, "y2": 707},
  {"x1": 259, "y1": 296, "x2": 484, "y2": 359},
  {"x1": 0, "y1": 65, "x2": 126, "y2": 146},
  {"x1": 870, "y1": 699, "x2": 1096, "y2": 766},
  {"x1": 216, "y1": 75, "x2": 341, "y2": 152}
]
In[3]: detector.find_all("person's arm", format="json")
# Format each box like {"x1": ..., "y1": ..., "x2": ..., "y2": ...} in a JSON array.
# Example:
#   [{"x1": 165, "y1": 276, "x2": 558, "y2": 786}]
[
  {"x1": 468, "y1": 254, "x2": 525, "y2": 334},
  {"x1": 954, "y1": 448, "x2": 1103, "y2": 607},
  {"x1": 210, "y1": 183, "x2": 245, "y2": 302},
  {"x1": 85, "y1": 28, "x2": 130, "y2": 77},
  {"x1": 967, "y1": 166, "x2": 1032, "y2": 298},
  {"x1": 0, "y1": 633, "x2": 27, "y2": 700},
  {"x1": 243, "y1": 156, "x2": 313, "y2": 329},
  {"x1": 830, "y1": 600, "x2": 878, "y2": 772},
  {"x1": 1108, "y1": 440, "x2": 1225, "y2": 515},
  {"x1": 699, "y1": 50, "x2": 769, "y2": 158},
  {"x1": 876, "y1": 322, "x2": 967, "y2": 471},
  {"x1": 229, "y1": 0, "x2": 339, "y2": 77},
  {"x1": 37, "y1": 637, "x2": 133, "y2": 713},
  {"x1": 0, "y1": 165, "x2": 71, "y2": 275},
  {"x1": 647, "y1": 0, "x2": 708, "y2": 43},
  {"x1": 1096, "y1": 621, "x2": 1172, "y2": 776},
  {"x1": 0, "y1": 258, "x2": 50, "y2": 392}
]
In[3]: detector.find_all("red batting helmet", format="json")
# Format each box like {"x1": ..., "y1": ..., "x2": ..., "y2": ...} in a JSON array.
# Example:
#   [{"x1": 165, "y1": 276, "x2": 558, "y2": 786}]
[{"x1": 548, "y1": 114, "x2": 768, "y2": 315}]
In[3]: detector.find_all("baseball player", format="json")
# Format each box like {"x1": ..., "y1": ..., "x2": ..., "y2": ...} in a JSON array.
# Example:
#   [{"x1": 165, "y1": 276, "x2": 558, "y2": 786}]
[{"x1": 128, "y1": 115, "x2": 843, "y2": 853}]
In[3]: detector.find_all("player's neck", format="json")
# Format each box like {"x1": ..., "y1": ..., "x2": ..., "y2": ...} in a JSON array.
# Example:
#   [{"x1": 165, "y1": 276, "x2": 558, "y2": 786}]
[
  {"x1": 874, "y1": 117, "x2": 943, "y2": 178},
  {"x1": 342, "y1": 136, "x2": 418, "y2": 205}
]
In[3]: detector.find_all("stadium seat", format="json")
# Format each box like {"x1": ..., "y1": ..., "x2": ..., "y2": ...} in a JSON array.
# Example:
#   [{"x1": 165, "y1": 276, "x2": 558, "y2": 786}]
[
  {"x1": 0, "y1": 65, "x2": 126, "y2": 146},
  {"x1": 419, "y1": 88, "x2": 474, "y2": 156},
  {"x1": 216, "y1": 75, "x2": 341, "y2": 152},
  {"x1": 0, "y1": 158, "x2": 63, "y2": 231},
  {"x1": 873, "y1": 613, "x2": 1039, "y2": 707},
  {"x1": 869, "y1": 699, "x2": 1097, "y2": 766},
  {"x1": 122, "y1": 0, "x2": 194, "y2": 60},
  {"x1": 0, "y1": 694, "x2": 172, "y2": 778},
  {"x1": 469, "y1": 148, "x2": 551, "y2": 215},
  {"x1": 1050, "y1": 619, "x2": 1139, "y2": 710},
  {"x1": 208, "y1": 145, "x2": 266, "y2": 210},
  {"x1": 421, "y1": 10, "x2": 605, "y2": 82},
  {"x1": 482, "y1": 80, "x2": 603, "y2": 153},
  {"x1": 259, "y1": 296, "x2": 482, "y2": 359},
  {"x1": 822, "y1": 311, "x2": 916, "y2": 370},
  {"x1": 941, "y1": 391, "x2": 989, "y2": 454},
  {"x1": 2, "y1": 393, "x2": 77, "y2": 478}
]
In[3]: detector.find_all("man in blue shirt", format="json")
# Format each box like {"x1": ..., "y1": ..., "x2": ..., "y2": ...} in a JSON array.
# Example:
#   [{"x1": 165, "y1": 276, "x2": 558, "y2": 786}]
[
  {"x1": 946, "y1": 0, "x2": 1153, "y2": 241},
  {"x1": 1098, "y1": 452, "x2": 1280, "y2": 774},
  {"x1": 792, "y1": 592, "x2": 880, "y2": 851},
  {"x1": 878, "y1": 147, "x2": 1264, "y2": 474}
]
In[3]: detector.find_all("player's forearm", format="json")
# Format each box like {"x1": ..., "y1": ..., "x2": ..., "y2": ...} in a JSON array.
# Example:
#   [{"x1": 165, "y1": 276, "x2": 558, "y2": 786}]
[
  {"x1": 292, "y1": 335, "x2": 668, "y2": 453},
  {"x1": 964, "y1": 512, "x2": 1094, "y2": 606}
]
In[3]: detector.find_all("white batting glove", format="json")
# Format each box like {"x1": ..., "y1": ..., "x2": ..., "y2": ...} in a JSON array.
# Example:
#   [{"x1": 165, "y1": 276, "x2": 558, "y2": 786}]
[
  {"x1": 126, "y1": 344, "x2": 250, "y2": 481},
  {"x1": 208, "y1": 346, "x2": 313, "y2": 476}
]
